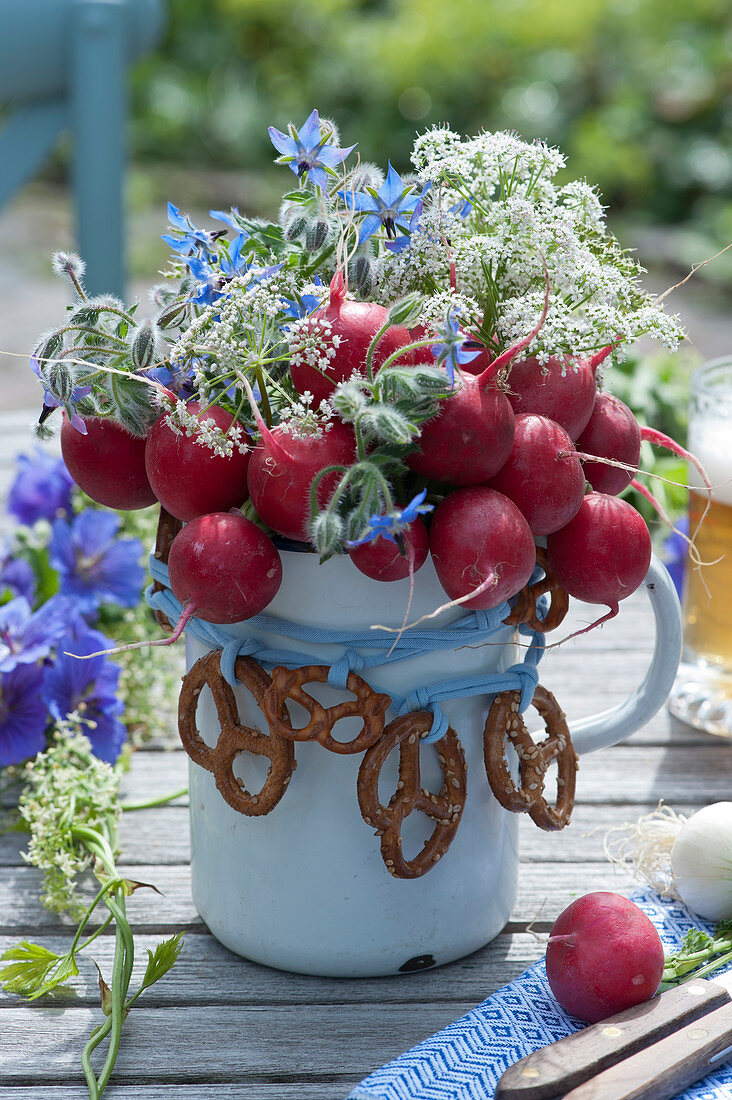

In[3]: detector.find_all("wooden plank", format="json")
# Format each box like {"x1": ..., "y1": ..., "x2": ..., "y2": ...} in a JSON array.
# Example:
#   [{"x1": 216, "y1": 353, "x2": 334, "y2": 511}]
[
  {"x1": 115, "y1": 741, "x2": 732, "y2": 807},
  {"x1": 0, "y1": 929, "x2": 547, "y2": 1009},
  {"x1": 0, "y1": 800, "x2": 699, "y2": 868},
  {"x1": 0, "y1": 1089, "x2": 357, "y2": 1100},
  {"x1": 0, "y1": 861, "x2": 637, "y2": 933},
  {"x1": 0, "y1": 1002, "x2": 477, "y2": 1081}
]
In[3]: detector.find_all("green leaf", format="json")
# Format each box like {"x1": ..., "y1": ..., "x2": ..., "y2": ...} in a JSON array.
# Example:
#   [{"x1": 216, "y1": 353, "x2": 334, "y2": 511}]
[
  {"x1": 0, "y1": 941, "x2": 79, "y2": 1000},
  {"x1": 137, "y1": 933, "x2": 184, "y2": 994}
]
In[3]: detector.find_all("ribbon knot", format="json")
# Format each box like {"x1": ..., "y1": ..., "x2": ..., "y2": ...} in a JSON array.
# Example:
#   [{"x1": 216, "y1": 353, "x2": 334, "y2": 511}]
[
  {"x1": 506, "y1": 661, "x2": 540, "y2": 712},
  {"x1": 220, "y1": 638, "x2": 261, "y2": 688},
  {"x1": 327, "y1": 648, "x2": 366, "y2": 690}
]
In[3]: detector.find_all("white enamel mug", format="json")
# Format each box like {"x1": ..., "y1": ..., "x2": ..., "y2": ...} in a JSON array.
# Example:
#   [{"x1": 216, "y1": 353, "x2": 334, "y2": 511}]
[{"x1": 184, "y1": 549, "x2": 681, "y2": 978}]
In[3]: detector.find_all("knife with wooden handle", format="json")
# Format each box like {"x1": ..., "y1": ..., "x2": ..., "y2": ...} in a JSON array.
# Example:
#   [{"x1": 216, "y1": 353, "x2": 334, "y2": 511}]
[
  {"x1": 495, "y1": 973, "x2": 732, "y2": 1100},
  {"x1": 562, "y1": 999, "x2": 732, "y2": 1100}
]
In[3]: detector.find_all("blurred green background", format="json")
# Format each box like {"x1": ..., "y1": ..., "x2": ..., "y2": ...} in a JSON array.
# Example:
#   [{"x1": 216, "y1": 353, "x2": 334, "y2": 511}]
[{"x1": 131, "y1": 0, "x2": 732, "y2": 245}]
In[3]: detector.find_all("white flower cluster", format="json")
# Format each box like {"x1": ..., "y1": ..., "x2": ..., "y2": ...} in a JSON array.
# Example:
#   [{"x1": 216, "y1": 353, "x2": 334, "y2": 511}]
[
  {"x1": 287, "y1": 316, "x2": 343, "y2": 371},
  {"x1": 165, "y1": 401, "x2": 249, "y2": 458},
  {"x1": 372, "y1": 126, "x2": 684, "y2": 359},
  {"x1": 277, "y1": 392, "x2": 335, "y2": 440}
]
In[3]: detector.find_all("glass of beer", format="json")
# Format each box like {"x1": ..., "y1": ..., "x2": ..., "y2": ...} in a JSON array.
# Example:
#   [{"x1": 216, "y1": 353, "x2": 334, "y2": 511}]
[{"x1": 668, "y1": 356, "x2": 732, "y2": 737}]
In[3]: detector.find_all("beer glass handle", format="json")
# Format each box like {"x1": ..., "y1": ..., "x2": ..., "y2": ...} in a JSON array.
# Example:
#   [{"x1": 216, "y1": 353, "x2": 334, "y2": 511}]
[{"x1": 570, "y1": 554, "x2": 682, "y2": 755}]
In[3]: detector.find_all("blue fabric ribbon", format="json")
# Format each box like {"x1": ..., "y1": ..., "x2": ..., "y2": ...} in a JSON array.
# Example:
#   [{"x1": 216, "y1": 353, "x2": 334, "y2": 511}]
[{"x1": 146, "y1": 554, "x2": 546, "y2": 741}]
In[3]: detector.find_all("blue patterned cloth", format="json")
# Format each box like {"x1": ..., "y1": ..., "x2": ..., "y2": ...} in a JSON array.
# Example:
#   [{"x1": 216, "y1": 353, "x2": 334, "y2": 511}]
[{"x1": 347, "y1": 890, "x2": 732, "y2": 1100}]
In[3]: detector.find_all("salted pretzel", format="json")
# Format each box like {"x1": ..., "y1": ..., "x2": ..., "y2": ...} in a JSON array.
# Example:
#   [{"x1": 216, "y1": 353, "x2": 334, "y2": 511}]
[
  {"x1": 178, "y1": 651, "x2": 296, "y2": 816},
  {"x1": 483, "y1": 684, "x2": 578, "y2": 830},
  {"x1": 152, "y1": 506, "x2": 183, "y2": 633},
  {"x1": 262, "y1": 664, "x2": 391, "y2": 754},
  {"x1": 503, "y1": 546, "x2": 569, "y2": 633},
  {"x1": 357, "y1": 711, "x2": 467, "y2": 878}
]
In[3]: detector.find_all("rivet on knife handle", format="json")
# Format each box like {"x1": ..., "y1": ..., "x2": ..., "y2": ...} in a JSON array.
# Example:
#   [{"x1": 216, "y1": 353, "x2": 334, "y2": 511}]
[
  {"x1": 495, "y1": 980, "x2": 729, "y2": 1100},
  {"x1": 560, "y1": 999, "x2": 732, "y2": 1100}
]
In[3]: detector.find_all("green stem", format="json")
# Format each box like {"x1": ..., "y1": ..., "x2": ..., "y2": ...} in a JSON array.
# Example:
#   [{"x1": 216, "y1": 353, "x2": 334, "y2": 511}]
[
  {"x1": 120, "y1": 787, "x2": 188, "y2": 813},
  {"x1": 365, "y1": 319, "x2": 391, "y2": 383},
  {"x1": 377, "y1": 337, "x2": 435, "y2": 374},
  {"x1": 253, "y1": 363, "x2": 273, "y2": 428}
]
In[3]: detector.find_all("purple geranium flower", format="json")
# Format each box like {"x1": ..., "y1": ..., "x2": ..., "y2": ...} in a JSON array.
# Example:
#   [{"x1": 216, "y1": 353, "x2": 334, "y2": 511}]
[
  {"x1": 7, "y1": 449, "x2": 74, "y2": 526},
  {"x1": 348, "y1": 489, "x2": 434, "y2": 547},
  {"x1": 49, "y1": 510, "x2": 144, "y2": 615},
  {"x1": 268, "y1": 109, "x2": 355, "y2": 189},
  {"x1": 0, "y1": 595, "x2": 71, "y2": 673},
  {"x1": 0, "y1": 555, "x2": 36, "y2": 604},
  {"x1": 431, "y1": 309, "x2": 482, "y2": 387},
  {"x1": 43, "y1": 630, "x2": 125, "y2": 764},
  {"x1": 340, "y1": 163, "x2": 423, "y2": 244},
  {"x1": 0, "y1": 664, "x2": 48, "y2": 767}
]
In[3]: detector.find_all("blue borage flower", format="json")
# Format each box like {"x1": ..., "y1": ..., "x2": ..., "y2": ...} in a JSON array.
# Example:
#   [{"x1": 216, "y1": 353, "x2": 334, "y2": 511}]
[
  {"x1": 161, "y1": 202, "x2": 239, "y2": 261},
  {"x1": 279, "y1": 277, "x2": 325, "y2": 320},
  {"x1": 347, "y1": 490, "x2": 434, "y2": 547},
  {"x1": 49, "y1": 510, "x2": 144, "y2": 616},
  {"x1": 30, "y1": 356, "x2": 92, "y2": 435},
  {"x1": 340, "y1": 163, "x2": 424, "y2": 245},
  {"x1": 7, "y1": 449, "x2": 74, "y2": 526},
  {"x1": 268, "y1": 109, "x2": 355, "y2": 189},
  {"x1": 187, "y1": 243, "x2": 284, "y2": 307},
  {"x1": 43, "y1": 629, "x2": 126, "y2": 765},
  {"x1": 0, "y1": 595, "x2": 71, "y2": 674},
  {"x1": 431, "y1": 308, "x2": 482, "y2": 388},
  {"x1": 0, "y1": 663, "x2": 48, "y2": 767}
]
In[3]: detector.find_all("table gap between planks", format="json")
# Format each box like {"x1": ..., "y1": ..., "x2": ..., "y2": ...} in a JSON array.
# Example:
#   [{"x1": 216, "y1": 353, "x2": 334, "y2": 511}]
[{"x1": 0, "y1": 408, "x2": 729, "y2": 1099}]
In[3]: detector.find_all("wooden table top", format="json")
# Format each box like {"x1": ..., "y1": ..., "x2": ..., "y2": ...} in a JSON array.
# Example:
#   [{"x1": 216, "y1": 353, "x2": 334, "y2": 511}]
[{"x1": 0, "y1": 409, "x2": 729, "y2": 1099}]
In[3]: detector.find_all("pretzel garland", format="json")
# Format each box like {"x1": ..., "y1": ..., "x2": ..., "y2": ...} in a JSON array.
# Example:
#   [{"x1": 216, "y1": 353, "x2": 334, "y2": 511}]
[
  {"x1": 503, "y1": 546, "x2": 569, "y2": 633},
  {"x1": 357, "y1": 711, "x2": 467, "y2": 879},
  {"x1": 482, "y1": 684, "x2": 578, "y2": 830},
  {"x1": 178, "y1": 650, "x2": 296, "y2": 816},
  {"x1": 175, "y1": 568, "x2": 580, "y2": 873},
  {"x1": 262, "y1": 664, "x2": 391, "y2": 754}
]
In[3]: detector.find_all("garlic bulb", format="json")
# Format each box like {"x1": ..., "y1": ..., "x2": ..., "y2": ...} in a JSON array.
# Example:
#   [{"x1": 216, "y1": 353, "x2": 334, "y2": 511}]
[{"x1": 671, "y1": 802, "x2": 732, "y2": 921}]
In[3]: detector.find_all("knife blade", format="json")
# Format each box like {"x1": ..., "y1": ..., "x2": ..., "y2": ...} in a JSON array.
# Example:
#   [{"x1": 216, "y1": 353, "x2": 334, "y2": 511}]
[{"x1": 494, "y1": 972, "x2": 732, "y2": 1100}]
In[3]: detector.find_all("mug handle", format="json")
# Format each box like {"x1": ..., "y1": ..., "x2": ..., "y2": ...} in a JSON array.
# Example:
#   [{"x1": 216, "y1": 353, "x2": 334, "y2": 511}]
[{"x1": 570, "y1": 554, "x2": 682, "y2": 755}]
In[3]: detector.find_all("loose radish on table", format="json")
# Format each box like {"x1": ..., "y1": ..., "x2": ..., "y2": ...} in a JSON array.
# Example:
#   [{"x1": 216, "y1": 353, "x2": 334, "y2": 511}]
[
  {"x1": 575, "y1": 392, "x2": 642, "y2": 495},
  {"x1": 505, "y1": 345, "x2": 613, "y2": 440},
  {"x1": 348, "y1": 517, "x2": 430, "y2": 582},
  {"x1": 546, "y1": 492, "x2": 652, "y2": 624},
  {"x1": 488, "y1": 413, "x2": 585, "y2": 535},
  {"x1": 61, "y1": 413, "x2": 157, "y2": 510},
  {"x1": 247, "y1": 419, "x2": 357, "y2": 543},
  {"x1": 145, "y1": 401, "x2": 250, "y2": 521},
  {"x1": 429, "y1": 487, "x2": 536, "y2": 610},
  {"x1": 545, "y1": 891, "x2": 665, "y2": 1023},
  {"x1": 290, "y1": 271, "x2": 413, "y2": 403}
]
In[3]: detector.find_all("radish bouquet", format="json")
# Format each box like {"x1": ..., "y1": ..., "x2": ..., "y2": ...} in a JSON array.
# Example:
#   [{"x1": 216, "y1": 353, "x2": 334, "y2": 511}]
[{"x1": 30, "y1": 114, "x2": 690, "y2": 634}]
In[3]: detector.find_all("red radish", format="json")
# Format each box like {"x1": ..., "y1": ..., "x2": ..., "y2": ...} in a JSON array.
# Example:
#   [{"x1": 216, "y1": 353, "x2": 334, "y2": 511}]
[
  {"x1": 144, "y1": 401, "x2": 250, "y2": 521},
  {"x1": 290, "y1": 271, "x2": 413, "y2": 403},
  {"x1": 407, "y1": 279, "x2": 550, "y2": 485},
  {"x1": 488, "y1": 414, "x2": 585, "y2": 535},
  {"x1": 545, "y1": 892, "x2": 665, "y2": 1023},
  {"x1": 167, "y1": 512, "x2": 282, "y2": 634},
  {"x1": 348, "y1": 518, "x2": 430, "y2": 582},
  {"x1": 247, "y1": 420, "x2": 357, "y2": 543},
  {"x1": 506, "y1": 345, "x2": 615, "y2": 440},
  {"x1": 61, "y1": 413, "x2": 157, "y2": 510},
  {"x1": 407, "y1": 381, "x2": 515, "y2": 484},
  {"x1": 546, "y1": 493, "x2": 652, "y2": 622},
  {"x1": 575, "y1": 392, "x2": 641, "y2": 495},
  {"x1": 430, "y1": 487, "x2": 536, "y2": 610}
]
